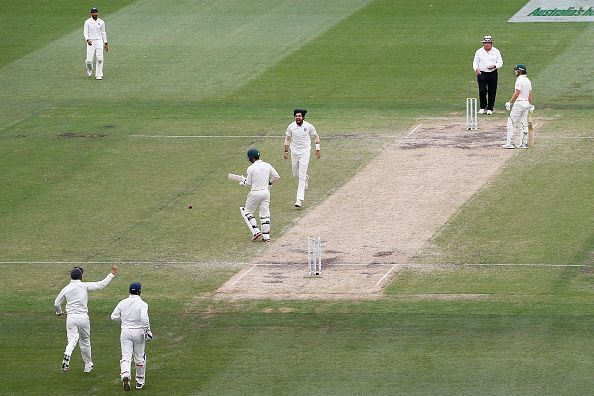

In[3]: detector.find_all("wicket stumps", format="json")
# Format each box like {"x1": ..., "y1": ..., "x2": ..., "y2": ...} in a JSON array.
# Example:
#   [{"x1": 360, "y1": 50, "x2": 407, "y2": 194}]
[
  {"x1": 466, "y1": 97, "x2": 478, "y2": 130},
  {"x1": 307, "y1": 236, "x2": 322, "y2": 276}
]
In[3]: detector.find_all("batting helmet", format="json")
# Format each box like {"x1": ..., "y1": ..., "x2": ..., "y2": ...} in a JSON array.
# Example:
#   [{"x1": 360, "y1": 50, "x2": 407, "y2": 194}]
[
  {"x1": 129, "y1": 282, "x2": 141, "y2": 295},
  {"x1": 246, "y1": 148, "x2": 260, "y2": 159},
  {"x1": 514, "y1": 64, "x2": 527, "y2": 74}
]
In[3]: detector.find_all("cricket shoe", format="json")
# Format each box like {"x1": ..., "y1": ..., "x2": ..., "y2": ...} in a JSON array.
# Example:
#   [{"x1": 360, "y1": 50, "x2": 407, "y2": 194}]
[
  {"x1": 502, "y1": 144, "x2": 515, "y2": 149},
  {"x1": 478, "y1": 109, "x2": 486, "y2": 114},
  {"x1": 252, "y1": 232, "x2": 262, "y2": 241},
  {"x1": 518, "y1": 144, "x2": 528, "y2": 149},
  {"x1": 95, "y1": 76, "x2": 103, "y2": 80},
  {"x1": 486, "y1": 110, "x2": 493, "y2": 115},
  {"x1": 294, "y1": 199, "x2": 302, "y2": 208},
  {"x1": 122, "y1": 377, "x2": 131, "y2": 391},
  {"x1": 84, "y1": 362, "x2": 94, "y2": 373},
  {"x1": 61, "y1": 354, "x2": 70, "y2": 372},
  {"x1": 136, "y1": 383, "x2": 144, "y2": 390}
]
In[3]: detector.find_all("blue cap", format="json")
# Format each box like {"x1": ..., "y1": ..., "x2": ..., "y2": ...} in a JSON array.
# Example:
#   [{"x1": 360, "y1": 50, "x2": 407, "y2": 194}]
[{"x1": 129, "y1": 282, "x2": 141, "y2": 295}]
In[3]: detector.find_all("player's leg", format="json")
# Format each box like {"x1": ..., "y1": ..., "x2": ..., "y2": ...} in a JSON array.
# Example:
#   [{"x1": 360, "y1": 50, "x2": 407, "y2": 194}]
[
  {"x1": 259, "y1": 191, "x2": 271, "y2": 242},
  {"x1": 296, "y1": 152, "x2": 310, "y2": 203},
  {"x1": 85, "y1": 42, "x2": 95, "y2": 76},
  {"x1": 518, "y1": 103, "x2": 530, "y2": 147},
  {"x1": 95, "y1": 43, "x2": 104, "y2": 80},
  {"x1": 477, "y1": 74, "x2": 487, "y2": 113},
  {"x1": 78, "y1": 317, "x2": 93, "y2": 372},
  {"x1": 486, "y1": 72, "x2": 498, "y2": 112},
  {"x1": 132, "y1": 333, "x2": 147, "y2": 389},
  {"x1": 62, "y1": 317, "x2": 79, "y2": 371},
  {"x1": 120, "y1": 330, "x2": 134, "y2": 391},
  {"x1": 241, "y1": 194, "x2": 261, "y2": 240}
]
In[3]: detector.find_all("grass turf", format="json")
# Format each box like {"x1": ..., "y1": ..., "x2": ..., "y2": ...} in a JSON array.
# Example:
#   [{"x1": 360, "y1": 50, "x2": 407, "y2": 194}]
[{"x1": 0, "y1": 0, "x2": 593, "y2": 394}]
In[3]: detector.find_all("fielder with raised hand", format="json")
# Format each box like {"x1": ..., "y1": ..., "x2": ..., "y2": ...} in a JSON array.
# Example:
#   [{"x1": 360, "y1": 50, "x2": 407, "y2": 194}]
[
  {"x1": 503, "y1": 64, "x2": 534, "y2": 149},
  {"x1": 83, "y1": 7, "x2": 108, "y2": 80},
  {"x1": 284, "y1": 109, "x2": 320, "y2": 208},
  {"x1": 111, "y1": 282, "x2": 152, "y2": 391},
  {"x1": 239, "y1": 148, "x2": 280, "y2": 242},
  {"x1": 54, "y1": 264, "x2": 118, "y2": 373}
]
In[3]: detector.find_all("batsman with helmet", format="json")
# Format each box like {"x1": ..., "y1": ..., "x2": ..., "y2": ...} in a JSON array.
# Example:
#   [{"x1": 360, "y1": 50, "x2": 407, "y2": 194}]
[
  {"x1": 238, "y1": 148, "x2": 280, "y2": 242},
  {"x1": 503, "y1": 64, "x2": 534, "y2": 149}
]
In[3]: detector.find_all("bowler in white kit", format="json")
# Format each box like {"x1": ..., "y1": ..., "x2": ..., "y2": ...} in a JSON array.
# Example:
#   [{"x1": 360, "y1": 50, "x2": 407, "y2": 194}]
[
  {"x1": 83, "y1": 7, "x2": 109, "y2": 80},
  {"x1": 54, "y1": 265, "x2": 118, "y2": 373},
  {"x1": 111, "y1": 282, "x2": 152, "y2": 391},
  {"x1": 283, "y1": 109, "x2": 320, "y2": 208}
]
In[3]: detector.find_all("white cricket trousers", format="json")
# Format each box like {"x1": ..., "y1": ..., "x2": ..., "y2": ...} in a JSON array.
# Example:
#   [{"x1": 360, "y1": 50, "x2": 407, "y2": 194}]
[
  {"x1": 120, "y1": 328, "x2": 146, "y2": 385},
  {"x1": 507, "y1": 100, "x2": 531, "y2": 146},
  {"x1": 291, "y1": 150, "x2": 310, "y2": 201},
  {"x1": 64, "y1": 314, "x2": 92, "y2": 363},
  {"x1": 86, "y1": 40, "x2": 104, "y2": 78},
  {"x1": 244, "y1": 189, "x2": 271, "y2": 240}
]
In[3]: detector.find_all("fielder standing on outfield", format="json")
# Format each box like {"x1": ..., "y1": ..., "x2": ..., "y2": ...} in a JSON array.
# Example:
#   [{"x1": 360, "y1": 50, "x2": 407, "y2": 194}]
[
  {"x1": 472, "y1": 35, "x2": 503, "y2": 115},
  {"x1": 283, "y1": 109, "x2": 320, "y2": 208},
  {"x1": 83, "y1": 7, "x2": 108, "y2": 80},
  {"x1": 239, "y1": 148, "x2": 280, "y2": 242},
  {"x1": 54, "y1": 264, "x2": 118, "y2": 373},
  {"x1": 111, "y1": 282, "x2": 152, "y2": 391},
  {"x1": 503, "y1": 64, "x2": 534, "y2": 149}
]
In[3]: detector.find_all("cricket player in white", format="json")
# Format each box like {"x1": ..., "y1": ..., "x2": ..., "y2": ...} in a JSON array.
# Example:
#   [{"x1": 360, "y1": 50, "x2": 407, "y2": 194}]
[
  {"x1": 84, "y1": 7, "x2": 108, "y2": 80},
  {"x1": 239, "y1": 148, "x2": 280, "y2": 242},
  {"x1": 504, "y1": 64, "x2": 534, "y2": 149},
  {"x1": 54, "y1": 265, "x2": 118, "y2": 373},
  {"x1": 284, "y1": 109, "x2": 320, "y2": 208},
  {"x1": 111, "y1": 282, "x2": 152, "y2": 391}
]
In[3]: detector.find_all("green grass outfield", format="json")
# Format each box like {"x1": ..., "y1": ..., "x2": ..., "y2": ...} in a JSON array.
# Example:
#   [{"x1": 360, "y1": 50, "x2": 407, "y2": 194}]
[{"x1": 1, "y1": 0, "x2": 593, "y2": 394}]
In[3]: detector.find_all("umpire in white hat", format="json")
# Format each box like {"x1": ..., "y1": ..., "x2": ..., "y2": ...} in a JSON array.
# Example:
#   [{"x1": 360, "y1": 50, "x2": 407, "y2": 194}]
[{"x1": 472, "y1": 35, "x2": 503, "y2": 115}]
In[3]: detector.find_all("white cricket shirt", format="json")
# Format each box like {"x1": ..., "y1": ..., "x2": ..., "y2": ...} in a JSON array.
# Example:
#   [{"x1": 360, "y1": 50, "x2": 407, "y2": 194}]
[
  {"x1": 54, "y1": 273, "x2": 114, "y2": 315},
  {"x1": 246, "y1": 160, "x2": 279, "y2": 191},
  {"x1": 111, "y1": 295, "x2": 150, "y2": 330},
  {"x1": 472, "y1": 46, "x2": 503, "y2": 72},
  {"x1": 286, "y1": 121, "x2": 317, "y2": 154},
  {"x1": 514, "y1": 75, "x2": 532, "y2": 101},
  {"x1": 84, "y1": 18, "x2": 107, "y2": 42}
]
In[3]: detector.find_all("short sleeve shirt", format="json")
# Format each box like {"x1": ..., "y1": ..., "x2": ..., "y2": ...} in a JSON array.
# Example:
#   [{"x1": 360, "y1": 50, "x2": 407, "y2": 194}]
[{"x1": 514, "y1": 75, "x2": 532, "y2": 101}]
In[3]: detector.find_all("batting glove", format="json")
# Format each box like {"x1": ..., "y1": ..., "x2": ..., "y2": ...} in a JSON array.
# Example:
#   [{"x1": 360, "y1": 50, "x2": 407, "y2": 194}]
[
  {"x1": 239, "y1": 176, "x2": 247, "y2": 186},
  {"x1": 529, "y1": 105, "x2": 535, "y2": 113},
  {"x1": 505, "y1": 102, "x2": 511, "y2": 111}
]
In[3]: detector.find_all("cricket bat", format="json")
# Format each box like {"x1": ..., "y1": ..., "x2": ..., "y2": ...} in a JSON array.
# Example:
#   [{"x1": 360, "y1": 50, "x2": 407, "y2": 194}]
[
  {"x1": 227, "y1": 173, "x2": 244, "y2": 182},
  {"x1": 528, "y1": 113, "x2": 534, "y2": 146}
]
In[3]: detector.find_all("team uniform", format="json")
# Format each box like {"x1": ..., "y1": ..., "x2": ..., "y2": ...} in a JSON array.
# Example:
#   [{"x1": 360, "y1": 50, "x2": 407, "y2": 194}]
[
  {"x1": 472, "y1": 39, "x2": 503, "y2": 113},
  {"x1": 285, "y1": 120, "x2": 318, "y2": 205},
  {"x1": 54, "y1": 271, "x2": 115, "y2": 372},
  {"x1": 111, "y1": 291, "x2": 151, "y2": 390},
  {"x1": 83, "y1": 15, "x2": 107, "y2": 79},
  {"x1": 240, "y1": 158, "x2": 280, "y2": 242},
  {"x1": 505, "y1": 74, "x2": 533, "y2": 148}
]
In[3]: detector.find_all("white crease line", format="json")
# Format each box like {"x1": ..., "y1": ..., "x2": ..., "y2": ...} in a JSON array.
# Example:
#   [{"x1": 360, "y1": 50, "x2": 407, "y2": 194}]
[
  {"x1": 230, "y1": 264, "x2": 258, "y2": 287},
  {"x1": 376, "y1": 264, "x2": 399, "y2": 287},
  {"x1": 405, "y1": 123, "x2": 423, "y2": 138}
]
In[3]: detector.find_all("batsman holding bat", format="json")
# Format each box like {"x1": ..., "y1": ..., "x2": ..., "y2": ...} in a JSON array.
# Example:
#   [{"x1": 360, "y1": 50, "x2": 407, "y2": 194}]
[
  {"x1": 503, "y1": 64, "x2": 534, "y2": 149},
  {"x1": 236, "y1": 148, "x2": 280, "y2": 242}
]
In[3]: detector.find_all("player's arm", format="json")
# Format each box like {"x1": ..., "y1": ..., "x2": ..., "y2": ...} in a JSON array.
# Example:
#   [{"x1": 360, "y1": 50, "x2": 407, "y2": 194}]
[
  {"x1": 85, "y1": 265, "x2": 117, "y2": 291},
  {"x1": 495, "y1": 50, "x2": 503, "y2": 69},
  {"x1": 84, "y1": 21, "x2": 92, "y2": 46},
  {"x1": 283, "y1": 135, "x2": 291, "y2": 159},
  {"x1": 313, "y1": 131, "x2": 321, "y2": 159},
  {"x1": 102, "y1": 24, "x2": 108, "y2": 51},
  {"x1": 54, "y1": 288, "x2": 67, "y2": 315},
  {"x1": 269, "y1": 165, "x2": 280, "y2": 186},
  {"x1": 110, "y1": 302, "x2": 122, "y2": 321}
]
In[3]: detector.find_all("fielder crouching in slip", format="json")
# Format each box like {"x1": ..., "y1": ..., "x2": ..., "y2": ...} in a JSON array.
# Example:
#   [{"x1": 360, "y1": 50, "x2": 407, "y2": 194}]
[
  {"x1": 111, "y1": 282, "x2": 152, "y2": 391},
  {"x1": 239, "y1": 148, "x2": 280, "y2": 242}
]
